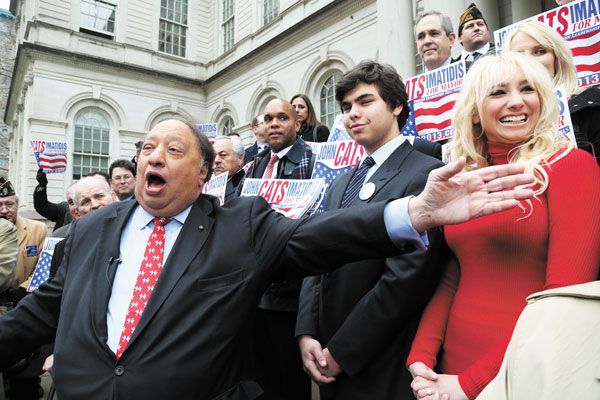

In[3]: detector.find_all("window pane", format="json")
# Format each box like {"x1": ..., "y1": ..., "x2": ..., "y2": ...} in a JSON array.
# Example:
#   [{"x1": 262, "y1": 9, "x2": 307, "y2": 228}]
[
  {"x1": 73, "y1": 108, "x2": 111, "y2": 179},
  {"x1": 80, "y1": 0, "x2": 116, "y2": 34}
]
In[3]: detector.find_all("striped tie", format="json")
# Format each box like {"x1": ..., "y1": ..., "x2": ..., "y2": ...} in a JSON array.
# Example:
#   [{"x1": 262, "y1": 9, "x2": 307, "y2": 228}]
[
  {"x1": 341, "y1": 156, "x2": 375, "y2": 208},
  {"x1": 263, "y1": 154, "x2": 279, "y2": 179}
]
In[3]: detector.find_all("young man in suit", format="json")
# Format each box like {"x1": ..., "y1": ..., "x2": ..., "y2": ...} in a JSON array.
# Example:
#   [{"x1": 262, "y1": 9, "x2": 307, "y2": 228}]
[
  {"x1": 296, "y1": 60, "x2": 447, "y2": 400},
  {"x1": 0, "y1": 117, "x2": 534, "y2": 400}
]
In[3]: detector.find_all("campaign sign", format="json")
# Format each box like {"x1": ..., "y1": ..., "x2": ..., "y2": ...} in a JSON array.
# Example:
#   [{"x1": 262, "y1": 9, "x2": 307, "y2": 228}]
[
  {"x1": 308, "y1": 140, "x2": 365, "y2": 214},
  {"x1": 240, "y1": 178, "x2": 324, "y2": 219},
  {"x1": 402, "y1": 61, "x2": 467, "y2": 141},
  {"x1": 202, "y1": 172, "x2": 228, "y2": 205},
  {"x1": 27, "y1": 237, "x2": 64, "y2": 292},
  {"x1": 556, "y1": 84, "x2": 577, "y2": 145},
  {"x1": 197, "y1": 123, "x2": 218, "y2": 144},
  {"x1": 494, "y1": 0, "x2": 600, "y2": 88},
  {"x1": 30, "y1": 140, "x2": 68, "y2": 173},
  {"x1": 327, "y1": 114, "x2": 351, "y2": 142}
]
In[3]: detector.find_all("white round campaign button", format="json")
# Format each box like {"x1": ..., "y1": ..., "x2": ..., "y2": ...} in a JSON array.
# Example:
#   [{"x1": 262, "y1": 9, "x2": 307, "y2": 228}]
[{"x1": 359, "y1": 182, "x2": 376, "y2": 201}]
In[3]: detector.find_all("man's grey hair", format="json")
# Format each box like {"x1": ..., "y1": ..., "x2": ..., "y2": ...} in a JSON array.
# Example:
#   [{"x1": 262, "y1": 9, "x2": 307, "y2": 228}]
[
  {"x1": 72, "y1": 176, "x2": 112, "y2": 210},
  {"x1": 214, "y1": 136, "x2": 245, "y2": 157},
  {"x1": 414, "y1": 10, "x2": 454, "y2": 38}
]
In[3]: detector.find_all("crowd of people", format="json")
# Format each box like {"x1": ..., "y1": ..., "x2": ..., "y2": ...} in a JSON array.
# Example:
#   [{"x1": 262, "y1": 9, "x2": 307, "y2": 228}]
[{"x1": 0, "y1": 1, "x2": 599, "y2": 400}]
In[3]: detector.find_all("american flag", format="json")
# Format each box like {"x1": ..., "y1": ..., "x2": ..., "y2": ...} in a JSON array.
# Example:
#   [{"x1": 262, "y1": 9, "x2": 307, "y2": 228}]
[
  {"x1": 566, "y1": 27, "x2": 600, "y2": 85},
  {"x1": 27, "y1": 251, "x2": 52, "y2": 292},
  {"x1": 36, "y1": 152, "x2": 68, "y2": 173},
  {"x1": 27, "y1": 237, "x2": 64, "y2": 292},
  {"x1": 401, "y1": 92, "x2": 459, "y2": 141},
  {"x1": 308, "y1": 140, "x2": 363, "y2": 214},
  {"x1": 327, "y1": 114, "x2": 352, "y2": 142}
]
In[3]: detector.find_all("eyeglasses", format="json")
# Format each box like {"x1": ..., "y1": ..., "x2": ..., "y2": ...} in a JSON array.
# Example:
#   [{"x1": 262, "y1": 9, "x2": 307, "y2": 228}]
[{"x1": 111, "y1": 175, "x2": 134, "y2": 182}]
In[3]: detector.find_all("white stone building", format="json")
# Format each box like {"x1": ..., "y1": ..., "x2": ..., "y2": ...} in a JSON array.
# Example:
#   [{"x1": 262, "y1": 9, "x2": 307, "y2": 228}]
[{"x1": 4, "y1": 0, "x2": 557, "y2": 212}]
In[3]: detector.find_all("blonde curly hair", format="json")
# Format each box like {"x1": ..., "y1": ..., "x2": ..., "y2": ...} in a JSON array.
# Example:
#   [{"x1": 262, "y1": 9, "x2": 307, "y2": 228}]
[{"x1": 450, "y1": 51, "x2": 573, "y2": 197}]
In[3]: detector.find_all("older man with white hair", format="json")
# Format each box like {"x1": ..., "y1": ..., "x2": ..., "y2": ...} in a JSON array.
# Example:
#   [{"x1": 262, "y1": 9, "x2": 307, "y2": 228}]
[{"x1": 213, "y1": 136, "x2": 245, "y2": 202}]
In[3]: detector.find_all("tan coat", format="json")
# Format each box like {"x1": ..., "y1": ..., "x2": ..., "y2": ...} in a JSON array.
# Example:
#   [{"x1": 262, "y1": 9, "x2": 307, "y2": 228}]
[
  {"x1": 0, "y1": 218, "x2": 18, "y2": 293},
  {"x1": 477, "y1": 281, "x2": 600, "y2": 400},
  {"x1": 14, "y1": 215, "x2": 47, "y2": 289}
]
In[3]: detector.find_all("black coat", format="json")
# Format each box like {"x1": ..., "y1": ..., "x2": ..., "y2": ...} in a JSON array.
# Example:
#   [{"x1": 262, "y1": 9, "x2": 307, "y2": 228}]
[
  {"x1": 297, "y1": 122, "x2": 330, "y2": 142},
  {"x1": 570, "y1": 85, "x2": 600, "y2": 167},
  {"x1": 0, "y1": 195, "x2": 411, "y2": 400},
  {"x1": 296, "y1": 141, "x2": 449, "y2": 399},
  {"x1": 33, "y1": 186, "x2": 72, "y2": 231}
]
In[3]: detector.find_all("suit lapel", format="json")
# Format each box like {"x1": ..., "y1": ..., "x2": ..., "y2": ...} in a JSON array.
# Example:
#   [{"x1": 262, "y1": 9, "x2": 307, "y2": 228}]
[
  {"x1": 350, "y1": 141, "x2": 414, "y2": 206},
  {"x1": 328, "y1": 168, "x2": 354, "y2": 209},
  {"x1": 126, "y1": 196, "x2": 216, "y2": 346},
  {"x1": 90, "y1": 201, "x2": 137, "y2": 355}
]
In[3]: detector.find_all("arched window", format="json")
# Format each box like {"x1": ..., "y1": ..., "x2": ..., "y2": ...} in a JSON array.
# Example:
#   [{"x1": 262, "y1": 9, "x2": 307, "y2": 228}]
[
  {"x1": 73, "y1": 109, "x2": 111, "y2": 179},
  {"x1": 319, "y1": 74, "x2": 341, "y2": 129},
  {"x1": 221, "y1": 117, "x2": 234, "y2": 135}
]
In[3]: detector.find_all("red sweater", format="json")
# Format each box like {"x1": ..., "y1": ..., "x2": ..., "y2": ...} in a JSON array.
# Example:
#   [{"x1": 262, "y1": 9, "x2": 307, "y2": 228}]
[{"x1": 407, "y1": 142, "x2": 600, "y2": 399}]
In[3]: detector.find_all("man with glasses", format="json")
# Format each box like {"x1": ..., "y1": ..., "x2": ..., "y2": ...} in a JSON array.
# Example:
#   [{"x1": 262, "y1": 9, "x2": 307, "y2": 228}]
[
  {"x1": 243, "y1": 114, "x2": 269, "y2": 164},
  {"x1": 109, "y1": 160, "x2": 136, "y2": 201}
]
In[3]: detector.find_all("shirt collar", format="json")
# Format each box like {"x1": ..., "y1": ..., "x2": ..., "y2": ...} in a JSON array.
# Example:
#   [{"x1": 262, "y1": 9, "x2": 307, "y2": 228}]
[
  {"x1": 461, "y1": 42, "x2": 490, "y2": 60},
  {"x1": 362, "y1": 135, "x2": 406, "y2": 167},
  {"x1": 132, "y1": 203, "x2": 193, "y2": 231},
  {"x1": 424, "y1": 56, "x2": 452, "y2": 73},
  {"x1": 271, "y1": 142, "x2": 294, "y2": 158}
]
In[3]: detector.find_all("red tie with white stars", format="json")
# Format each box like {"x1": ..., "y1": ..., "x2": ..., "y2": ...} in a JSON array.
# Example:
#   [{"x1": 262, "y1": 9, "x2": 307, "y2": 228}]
[{"x1": 115, "y1": 217, "x2": 172, "y2": 359}]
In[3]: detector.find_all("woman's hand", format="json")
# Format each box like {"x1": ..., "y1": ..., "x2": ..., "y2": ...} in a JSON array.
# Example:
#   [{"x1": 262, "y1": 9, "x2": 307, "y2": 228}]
[{"x1": 411, "y1": 372, "x2": 468, "y2": 400}]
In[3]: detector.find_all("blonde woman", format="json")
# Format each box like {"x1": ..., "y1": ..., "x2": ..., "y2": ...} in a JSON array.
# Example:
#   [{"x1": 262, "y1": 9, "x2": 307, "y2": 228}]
[
  {"x1": 504, "y1": 21, "x2": 599, "y2": 165},
  {"x1": 406, "y1": 52, "x2": 600, "y2": 400}
]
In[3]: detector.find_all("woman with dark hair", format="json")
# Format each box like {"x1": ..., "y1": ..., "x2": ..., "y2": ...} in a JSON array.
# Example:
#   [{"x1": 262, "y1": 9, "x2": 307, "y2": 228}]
[{"x1": 290, "y1": 94, "x2": 330, "y2": 142}]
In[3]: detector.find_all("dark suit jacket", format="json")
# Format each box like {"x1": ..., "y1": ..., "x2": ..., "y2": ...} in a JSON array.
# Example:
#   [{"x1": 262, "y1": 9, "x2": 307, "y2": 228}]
[
  {"x1": 296, "y1": 141, "x2": 448, "y2": 399},
  {"x1": 241, "y1": 137, "x2": 315, "y2": 311},
  {"x1": 243, "y1": 142, "x2": 268, "y2": 165},
  {"x1": 455, "y1": 43, "x2": 496, "y2": 70},
  {"x1": 224, "y1": 168, "x2": 245, "y2": 203},
  {"x1": 0, "y1": 195, "x2": 406, "y2": 400}
]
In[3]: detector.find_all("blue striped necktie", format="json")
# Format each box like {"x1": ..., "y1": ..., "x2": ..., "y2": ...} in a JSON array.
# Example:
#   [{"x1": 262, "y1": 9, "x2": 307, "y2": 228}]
[{"x1": 341, "y1": 156, "x2": 375, "y2": 208}]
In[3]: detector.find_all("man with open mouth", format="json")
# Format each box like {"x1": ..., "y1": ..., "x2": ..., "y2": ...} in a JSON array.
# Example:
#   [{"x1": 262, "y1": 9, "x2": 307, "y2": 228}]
[{"x1": 0, "y1": 117, "x2": 535, "y2": 400}]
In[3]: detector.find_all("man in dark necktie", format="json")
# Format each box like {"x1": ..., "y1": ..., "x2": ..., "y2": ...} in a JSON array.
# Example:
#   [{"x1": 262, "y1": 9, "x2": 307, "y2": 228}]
[
  {"x1": 296, "y1": 60, "x2": 447, "y2": 400},
  {"x1": 0, "y1": 117, "x2": 535, "y2": 399},
  {"x1": 457, "y1": 3, "x2": 495, "y2": 70}
]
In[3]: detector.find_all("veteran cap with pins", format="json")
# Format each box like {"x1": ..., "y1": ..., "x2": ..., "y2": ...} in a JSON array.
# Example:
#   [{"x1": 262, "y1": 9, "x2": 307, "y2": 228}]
[
  {"x1": 0, "y1": 177, "x2": 15, "y2": 198},
  {"x1": 458, "y1": 3, "x2": 486, "y2": 36}
]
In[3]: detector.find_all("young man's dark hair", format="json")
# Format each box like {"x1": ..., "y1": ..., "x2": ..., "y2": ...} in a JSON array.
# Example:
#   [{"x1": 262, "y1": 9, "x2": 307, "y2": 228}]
[
  {"x1": 109, "y1": 159, "x2": 137, "y2": 178},
  {"x1": 335, "y1": 60, "x2": 411, "y2": 131}
]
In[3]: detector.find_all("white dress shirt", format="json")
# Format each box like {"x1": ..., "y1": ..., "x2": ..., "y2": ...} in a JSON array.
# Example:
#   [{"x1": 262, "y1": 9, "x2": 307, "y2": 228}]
[
  {"x1": 262, "y1": 143, "x2": 293, "y2": 178},
  {"x1": 461, "y1": 42, "x2": 490, "y2": 62},
  {"x1": 106, "y1": 204, "x2": 192, "y2": 353}
]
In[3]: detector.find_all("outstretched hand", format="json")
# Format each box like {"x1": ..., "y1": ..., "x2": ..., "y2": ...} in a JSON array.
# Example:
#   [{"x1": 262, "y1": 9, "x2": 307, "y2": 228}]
[{"x1": 409, "y1": 157, "x2": 535, "y2": 232}]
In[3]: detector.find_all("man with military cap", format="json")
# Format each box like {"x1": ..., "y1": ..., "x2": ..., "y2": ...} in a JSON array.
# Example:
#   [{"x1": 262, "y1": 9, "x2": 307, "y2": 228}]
[
  {"x1": 457, "y1": 3, "x2": 495, "y2": 70},
  {"x1": 0, "y1": 178, "x2": 47, "y2": 297},
  {"x1": 0, "y1": 177, "x2": 48, "y2": 399}
]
